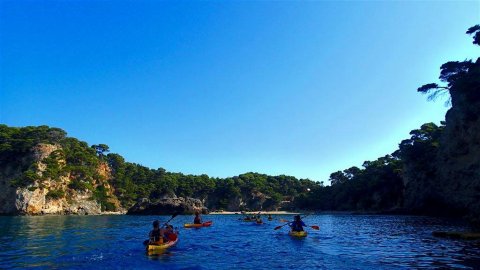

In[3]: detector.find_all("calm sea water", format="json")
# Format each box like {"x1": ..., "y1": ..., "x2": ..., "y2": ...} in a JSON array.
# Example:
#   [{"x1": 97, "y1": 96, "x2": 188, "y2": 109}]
[{"x1": 1, "y1": 214, "x2": 479, "y2": 269}]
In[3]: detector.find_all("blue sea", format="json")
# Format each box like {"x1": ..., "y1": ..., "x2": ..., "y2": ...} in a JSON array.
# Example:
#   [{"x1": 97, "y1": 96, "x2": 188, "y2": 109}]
[{"x1": 1, "y1": 214, "x2": 479, "y2": 269}]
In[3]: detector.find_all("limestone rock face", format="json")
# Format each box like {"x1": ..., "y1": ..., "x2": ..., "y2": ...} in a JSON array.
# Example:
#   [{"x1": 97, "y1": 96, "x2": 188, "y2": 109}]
[
  {"x1": 12, "y1": 188, "x2": 102, "y2": 215},
  {"x1": 226, "y1": 196, "x2": 245, "y2": 212},
  {"x1": 127, "y1": 197, "x2": 208, "y2": 215},
  {"x1": 0, "y1": 143, "x2": 119, "y2": 215},
  {"x1": 246, "y1": 191, "x2": 267, "y2": 210}
]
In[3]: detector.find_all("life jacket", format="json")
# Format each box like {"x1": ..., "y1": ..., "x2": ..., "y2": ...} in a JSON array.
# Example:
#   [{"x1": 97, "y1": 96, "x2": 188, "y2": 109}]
[
  {"x1": 291, "y1": 220, "x2": 305, "y2": 232},
  {"x1": 165, "y1": 232, "x2": 178, "y2": 241},
  {"x1": 150, "y1": 229, "x2": 161, "y2": 242}
]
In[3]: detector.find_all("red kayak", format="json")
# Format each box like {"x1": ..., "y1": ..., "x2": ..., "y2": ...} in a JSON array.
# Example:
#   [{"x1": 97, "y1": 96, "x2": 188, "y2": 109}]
[{"x1": 184, "y1": 221, "x2": 213, "y2": 228}]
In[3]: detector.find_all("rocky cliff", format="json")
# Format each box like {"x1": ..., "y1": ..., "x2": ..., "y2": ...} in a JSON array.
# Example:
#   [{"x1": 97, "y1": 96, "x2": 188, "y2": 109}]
[
  {"x1": 402, "y1": 28, "x2": 480, "y2": 224},
  {"x1": 435, "y1": 58, "x2": 480, "y2": 222},
  {"x1": 0, "y1": 142, "x2": 122, "y2": 215}
]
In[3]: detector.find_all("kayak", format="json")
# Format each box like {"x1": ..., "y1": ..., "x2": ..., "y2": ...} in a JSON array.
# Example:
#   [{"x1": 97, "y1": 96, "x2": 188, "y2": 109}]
[
  {"x1": 146, "y1": 237, "x2": 179, "y2": 251},
  {"x1": 242, "y1": 219, "x2": 255, "y2": 222},
  {"x1": 184, "y1": 221, "x2": 213, "y2": 228},
  {"x1": 289, "y1": 230, "x2": 307, "y2": 237},
  {"x1": 255, "y1": 220, "x2": 263, "y2": 224}
]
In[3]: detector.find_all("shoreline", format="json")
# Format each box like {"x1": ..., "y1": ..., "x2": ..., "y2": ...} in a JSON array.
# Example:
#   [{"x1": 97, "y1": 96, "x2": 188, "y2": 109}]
[
  {"x1": 100, "y1": 211, "x2": 127, "y2": 215},
  {"x1": 209, "y1": 211, "x2": 301, "y2": 215}
]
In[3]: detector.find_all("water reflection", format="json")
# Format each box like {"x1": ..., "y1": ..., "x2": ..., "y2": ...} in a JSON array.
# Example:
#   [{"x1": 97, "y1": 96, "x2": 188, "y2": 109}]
[{"x1": 1, "y1": 215, "x2": 479, "y2": 269}]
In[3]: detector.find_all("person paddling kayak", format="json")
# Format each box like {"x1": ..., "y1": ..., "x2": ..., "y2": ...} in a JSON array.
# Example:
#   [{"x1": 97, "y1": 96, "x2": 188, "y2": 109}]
[
  {"x1": 148, "y1": 220, "x2": 166, "y2": 244},
  {"x1": 145, "y1": 222, "x2": 179, "y2": 252},
  {"x1": 290, "y1": 215, "x2": 306, "y2": 232},
  {"x1": 194, "y1": 211, "x2": 202, "y2": 224}
]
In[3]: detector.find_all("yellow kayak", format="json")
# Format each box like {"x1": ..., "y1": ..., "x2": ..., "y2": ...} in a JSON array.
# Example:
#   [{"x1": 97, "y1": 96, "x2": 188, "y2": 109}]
[
  {"x1": 289, "y1": 230, "x2": 307, "y2": 237},
  {"x1": 146, "y1": 237, "x2": 179, "y2": 251}
]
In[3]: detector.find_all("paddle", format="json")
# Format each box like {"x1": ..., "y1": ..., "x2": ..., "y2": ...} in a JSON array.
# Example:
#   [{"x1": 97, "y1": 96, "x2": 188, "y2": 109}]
[
  {"x1": 274, "y1": 214, "x2": 320, "y2": 231},
  {"x1": 162, "y1": 212, "x2": 179, "y2": 227},
  {"x1": 279, "y1": 219, "x2": 318, "y2": 228},
  {"x1": 274, "y1": 215, "x2": 307, "y2": 230},
  {"x1": 274, "y1": 222, "x2": 290, "y2": 230},
  {"x1": 278, "y1": 223, "x2": 320, "y2": 230}
]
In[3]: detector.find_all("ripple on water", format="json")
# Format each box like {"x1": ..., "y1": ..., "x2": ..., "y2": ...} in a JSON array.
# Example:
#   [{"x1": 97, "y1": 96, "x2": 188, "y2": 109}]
[{"x1": 0, "y1": 215, "x2": 479, "y2": 269}]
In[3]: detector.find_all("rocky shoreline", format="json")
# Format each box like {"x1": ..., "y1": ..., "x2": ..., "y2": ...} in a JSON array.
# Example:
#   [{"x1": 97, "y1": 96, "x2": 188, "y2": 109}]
[{"x1": 127, "y1": 197, "x2": 208, "y2": 215}]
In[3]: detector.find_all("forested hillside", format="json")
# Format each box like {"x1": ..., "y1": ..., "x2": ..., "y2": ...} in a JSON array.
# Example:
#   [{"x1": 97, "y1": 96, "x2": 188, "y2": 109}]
[{"x1": 0, "y1": 124, "x2": 318, "y2": 214}]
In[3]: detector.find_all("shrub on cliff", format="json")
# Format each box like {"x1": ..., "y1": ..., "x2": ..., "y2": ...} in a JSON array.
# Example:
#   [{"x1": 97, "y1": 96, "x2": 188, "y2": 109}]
[
  {"x1": 68, "y1": 179, "x2": 94, "y2": 191},
  {"x1": 46, "y1": 189, "x2": 65, "y2": 200},
  {"x1": 10, "y1": 170, "x2": 38, "y2": 188}
]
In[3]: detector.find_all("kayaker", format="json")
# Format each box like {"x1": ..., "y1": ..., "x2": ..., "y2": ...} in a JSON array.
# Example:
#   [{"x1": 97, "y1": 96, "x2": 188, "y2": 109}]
[
  {"x1": 290, "y1": 215, "x2": 306, "y2": 232},
  {"x1": 268, "y1": 214, "x2": 273, "y2": 221},
  {"x1": 149, "y1": 220, "x2": 166, "y2": 244},
  {"x1": 164, "y1": 224, "x2": 178, "y2": 241},
  {"x1": 194, "y1": 211, "x2": 202, "y2": 224}
]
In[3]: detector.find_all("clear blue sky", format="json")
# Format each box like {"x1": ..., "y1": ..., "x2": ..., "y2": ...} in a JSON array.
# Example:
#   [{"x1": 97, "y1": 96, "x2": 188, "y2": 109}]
[{"x1": 1, "y1": 1, "x2": 479, "y2": 182}]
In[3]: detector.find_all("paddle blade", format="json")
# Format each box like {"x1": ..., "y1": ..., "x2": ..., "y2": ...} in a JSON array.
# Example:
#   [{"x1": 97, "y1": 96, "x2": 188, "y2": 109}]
[
  {"x1": 310, "y1": 225, "x2": 320, "y2": 230},
  {"x1": 274, "y1": 225, "x2": 283, "y2": 230}
]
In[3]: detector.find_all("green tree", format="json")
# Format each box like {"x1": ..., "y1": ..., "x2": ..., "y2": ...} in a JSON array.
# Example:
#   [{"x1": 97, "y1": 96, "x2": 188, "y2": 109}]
[{"x1": 91, "y1": 144, "x2": 110, "y2": 157}]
